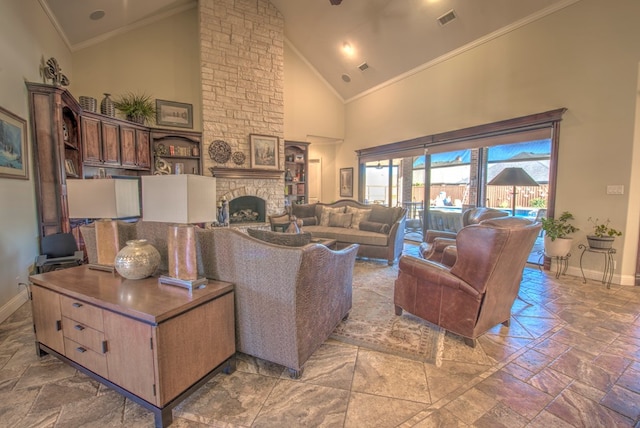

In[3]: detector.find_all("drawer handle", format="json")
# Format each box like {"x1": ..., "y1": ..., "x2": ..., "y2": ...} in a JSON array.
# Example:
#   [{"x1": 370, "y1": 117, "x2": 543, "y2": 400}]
[
  {"x1": 102, "y1": 340, "x2": 108, "y2": 354},
  {"x1": 55, "y1": 320, "x2": 62, "y2": 331},
  {"x1": 76, "y1": 347, "x2": 87, "y2": 353},
  {"x1": 72, "y1": 302, "x2": 83, "y2": 308},
  {"x1": 74, "y1": 324, "x2": 85, "y2": 331}
]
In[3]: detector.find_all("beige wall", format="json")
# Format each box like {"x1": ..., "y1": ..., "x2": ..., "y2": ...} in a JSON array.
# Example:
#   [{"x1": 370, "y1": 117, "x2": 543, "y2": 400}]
[
  {"x1": 284, "y1": 43, "x2": 345, "y2": 142},
  {"x1": 0, "y1": 0, "x2": 73, "y2": 317},
  {"x1": 342, "y1": 0, "x2": 640, "y2": 283},
  {"x1": 71, "y1": 7, "x2": 201, "y2": 130}
]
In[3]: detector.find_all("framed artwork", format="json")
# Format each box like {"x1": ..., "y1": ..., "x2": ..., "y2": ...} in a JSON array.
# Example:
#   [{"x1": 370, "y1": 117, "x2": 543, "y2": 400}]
[
  {"x1": 155, "y1": 99, "x2": 193, "y2": 128},
  {"x1": 340, "y1": 167, "x2": 353, "y2": 198},
  {"x1": 0, "y1": 106, "x2": 28, "y2": 180},
  {"x1": 250, "y1": 134, "x2": 279, "y2": 170}
]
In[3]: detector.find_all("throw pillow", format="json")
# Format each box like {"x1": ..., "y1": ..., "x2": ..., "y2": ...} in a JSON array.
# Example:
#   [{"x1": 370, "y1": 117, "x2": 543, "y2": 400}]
[
  {"x1": 319, "y1": 206, "x2": 345, "y2": 226},
  {"x1": 299, "y1": 216, "x2": 317, "y2": 226},
  {"x1": 359, "y1": 220, "x2": 390, "y2": 234},
  {"x1": 329, "y1": 212, "x2": 353, "y2": 228},
  {"x1": 368, "y1": 205, "x2": 394, "y2": 225},
  {"x1": 292, "y1": 203, "x2": 317, "y2": 219},
  {"x1": 346, "y1": 206, "x2": 371, "y2": 229}
]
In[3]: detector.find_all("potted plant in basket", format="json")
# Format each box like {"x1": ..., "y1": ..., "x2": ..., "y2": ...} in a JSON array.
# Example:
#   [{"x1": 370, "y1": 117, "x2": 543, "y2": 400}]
[
  {"x1": 113, "y1": 92, "x2": 155, "y2": 125},
  {"x1": 587, "y1": 217, "x2": 622, "y2": 249},
  {"x1": 540, "y1": 211, "x2": 578, "y2": 257}
]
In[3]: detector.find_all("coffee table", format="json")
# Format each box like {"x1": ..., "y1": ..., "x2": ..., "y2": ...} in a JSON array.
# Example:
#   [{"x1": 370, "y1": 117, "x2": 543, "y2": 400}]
[{"x1": 310, "y1": 237, "x2": 337, "y2": 249}]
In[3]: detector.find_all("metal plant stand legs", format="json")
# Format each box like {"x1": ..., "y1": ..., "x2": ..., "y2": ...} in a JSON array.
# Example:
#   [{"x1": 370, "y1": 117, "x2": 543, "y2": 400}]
[{"x1": 578, "y1": 244, "x2": 616, "y2": 289}]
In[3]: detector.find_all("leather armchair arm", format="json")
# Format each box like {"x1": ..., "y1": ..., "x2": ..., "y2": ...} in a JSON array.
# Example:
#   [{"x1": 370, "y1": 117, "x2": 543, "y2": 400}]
[
  {"x1": 432, "y1": 237, "x2": 455, "y2": 252},
  {"x1": 424, "y1": 229, "x2": 457, "y2": 243},
  {"x1": 398, "y1": 255, "x2": 481, "y2": 298}
]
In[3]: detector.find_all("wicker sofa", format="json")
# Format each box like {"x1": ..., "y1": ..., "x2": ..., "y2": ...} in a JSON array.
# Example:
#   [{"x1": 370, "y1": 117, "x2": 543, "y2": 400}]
[
  {"x1": 80, "y1": 223, "x2": 359, "y2": 378},
  {"x1": 274, "y1": 200, "x2": 406, "y2": 265}
]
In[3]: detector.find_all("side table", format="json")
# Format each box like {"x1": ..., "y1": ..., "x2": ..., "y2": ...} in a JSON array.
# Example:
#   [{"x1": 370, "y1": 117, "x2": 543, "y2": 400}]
[{"x1": 578, "y1": 244, "x2": 616, "y2": 289}]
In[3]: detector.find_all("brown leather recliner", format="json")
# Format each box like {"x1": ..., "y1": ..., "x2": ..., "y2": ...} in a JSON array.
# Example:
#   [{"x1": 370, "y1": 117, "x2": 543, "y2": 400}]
[
  {"x1": 419, "y1": 207, "x2": 509, "y2": 263},
  {"x1": 395, "y1": 217, "x2": 541, "y2": 347}
]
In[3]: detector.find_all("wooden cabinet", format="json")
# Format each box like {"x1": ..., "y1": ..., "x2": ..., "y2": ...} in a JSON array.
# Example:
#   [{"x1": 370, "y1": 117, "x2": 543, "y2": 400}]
[
  {"x1": 81, "y1": 113, "x2": 121, "y2": 167},
  {"x1": 31, "y1": 285, "x2": 64, "y2": 355},
  {"x1": 120, "y1": 124, "x2": 150, "y2": 169},
  {"x1": 150, "y1": 129, "x2": 202, "y2": 175},
  {"x1": 29, "y1": 267, "x2": 235, "y2": 427},
  {"x1": 284, "y1": 141, "x2": 310, "y2": 205},
  {"x1": 27, "y1": 82, "x2": 82, "y2": 237}
]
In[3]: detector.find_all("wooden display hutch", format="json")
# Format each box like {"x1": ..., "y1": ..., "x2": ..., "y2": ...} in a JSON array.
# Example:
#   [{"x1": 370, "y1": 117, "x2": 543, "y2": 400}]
[
  {"x1": 284, "y1": 141, "x2": 309, "y2": 205},
  {"x1": 150, "y1": 130, "x2": 202, "y2": 175},
  {"x1": 27, "y1": 82, "x2": 83, "y2": 237},
  {"x1": 26, "y1": 83, "x2": 204, "y2": 252}
]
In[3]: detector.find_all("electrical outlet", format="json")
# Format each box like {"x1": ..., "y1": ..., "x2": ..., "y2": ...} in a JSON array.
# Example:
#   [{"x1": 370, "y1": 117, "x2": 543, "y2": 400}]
[{"x1": 606, "y1": 185, "x2": 624, "y2": 195}]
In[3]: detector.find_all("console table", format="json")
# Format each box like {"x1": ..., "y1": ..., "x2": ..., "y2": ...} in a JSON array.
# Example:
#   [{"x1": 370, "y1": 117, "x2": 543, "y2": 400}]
[
  {"x1": 578, "y1": 243, "x2": 616, "y2": 289},
  {"x1": 29, "y1": 266, "x2": 235, "y2": 427}
]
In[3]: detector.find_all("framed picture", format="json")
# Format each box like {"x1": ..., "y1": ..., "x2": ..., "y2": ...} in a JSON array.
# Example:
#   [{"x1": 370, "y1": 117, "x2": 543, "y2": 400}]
[
  {"x1": 64, "y1": 159, "x2": 77, "y2": 177},
  {"x1": 250, "y1": 134, "x2": 279, "y2": 170},
  {"x1": 0, "y1": 106, "x2": 28, "y2": 180},
  {"x1": 155, "y1": 99, "x2": 193, "y2": 128},
  {"x1": 340, "y1": 167, "x2": 353, "y2": 198}
]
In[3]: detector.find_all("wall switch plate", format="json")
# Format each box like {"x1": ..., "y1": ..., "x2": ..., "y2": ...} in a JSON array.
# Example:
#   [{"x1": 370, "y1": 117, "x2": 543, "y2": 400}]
[{"x1": 606, "y1": 185, "x2": 624, "y2": 195}]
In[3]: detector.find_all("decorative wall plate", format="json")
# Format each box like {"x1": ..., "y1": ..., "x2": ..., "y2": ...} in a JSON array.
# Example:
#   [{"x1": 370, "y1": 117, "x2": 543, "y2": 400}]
[
  {"x1": 209, "y1": 140, "x2": 231, "y2": 163},
  {"x1": 232, "y1": 151, "x2": 246, "y2": 165}
]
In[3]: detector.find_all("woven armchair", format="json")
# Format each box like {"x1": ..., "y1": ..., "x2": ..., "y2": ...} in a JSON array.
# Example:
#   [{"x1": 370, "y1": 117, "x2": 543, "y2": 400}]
[
  {"x1": 247, "y1": 228, "x2": 312, "y2": 247},
  {"x1": 197, "y1": 228, "x2": 359, "y2": 378}
]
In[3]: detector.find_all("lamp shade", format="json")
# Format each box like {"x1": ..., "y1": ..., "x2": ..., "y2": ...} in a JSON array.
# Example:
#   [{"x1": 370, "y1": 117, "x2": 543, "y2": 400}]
[
  {"x1": 67, "y1": 178, "x2": 140, "y2": 219},
  {"x1": 488, "y1": 167, "x2": 539, "y2": 187},
  {"x1": 142, "y1": 175, "x2": 217, "y2": 223}
]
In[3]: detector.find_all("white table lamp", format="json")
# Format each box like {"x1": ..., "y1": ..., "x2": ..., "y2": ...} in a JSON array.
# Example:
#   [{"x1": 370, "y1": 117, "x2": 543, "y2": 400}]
[
  {"x1": 67, "y1": 178, "x2": 140, "y2": 271},
  {"x1": 141, "y1": 175, "x2": 217, "y2": 290}
]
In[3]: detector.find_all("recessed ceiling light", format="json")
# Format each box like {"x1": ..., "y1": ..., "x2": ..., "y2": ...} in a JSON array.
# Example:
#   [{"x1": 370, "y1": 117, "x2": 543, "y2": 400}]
[
  {"x1": 89, "y1": 10, "x2": 105, "y2": 21},
  {"x1": 342, "y1": 42, "x2": 354, "y2": 56},
  {"x1": 341, "y1": 74, "x2": 351, "y2": 83}
]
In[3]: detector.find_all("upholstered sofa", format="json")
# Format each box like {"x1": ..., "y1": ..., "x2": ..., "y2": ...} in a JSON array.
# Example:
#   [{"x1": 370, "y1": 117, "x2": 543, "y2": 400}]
[
  {"x1": 272, "y1": 200, "x2": 406, "y2": 265},
  {"x1": 420, "y1": 207, "x2": 509, "y2": 263},
  {"x1": 80, "y1": 223, "x2": 359, "y2": 378}
]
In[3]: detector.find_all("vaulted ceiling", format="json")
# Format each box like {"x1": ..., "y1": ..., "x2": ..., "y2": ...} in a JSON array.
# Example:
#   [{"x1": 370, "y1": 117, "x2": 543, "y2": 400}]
[{"x1": 40, "y1": 0, "x2": 575, "y2": 101}]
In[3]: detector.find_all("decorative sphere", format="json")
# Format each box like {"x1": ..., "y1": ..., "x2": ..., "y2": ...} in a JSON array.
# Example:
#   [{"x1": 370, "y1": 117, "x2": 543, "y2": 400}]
[{"x1": 114, "y1": 239, "x2": 160, "y2": 280}]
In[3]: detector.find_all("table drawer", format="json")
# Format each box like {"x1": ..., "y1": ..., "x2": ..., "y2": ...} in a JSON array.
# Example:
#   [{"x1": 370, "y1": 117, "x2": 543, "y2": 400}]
[
  {"x1": 60, "y1": 295, "x2": 104, "y2": 331},
  {"x1": 64, "y1": 337, "x2": 108, "y2": 378},
  {"x1": 62, "y1": 317, "x2": 106, "y2": 354}
]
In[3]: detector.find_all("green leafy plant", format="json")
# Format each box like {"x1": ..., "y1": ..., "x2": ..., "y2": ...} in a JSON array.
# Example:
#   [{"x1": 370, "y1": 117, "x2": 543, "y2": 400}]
[
  {"x1": 587, "y1": 217, "x2": 622, "y2": 237},
  {"x1": 113, "y1": 92, "x2": 155, "y2": 124},
  {"x1": 530, "y1": 197, "x2": 547, "y2": 208},
  {"x1": 541, "y1": 211, "x2": 578, "y2": 241}
]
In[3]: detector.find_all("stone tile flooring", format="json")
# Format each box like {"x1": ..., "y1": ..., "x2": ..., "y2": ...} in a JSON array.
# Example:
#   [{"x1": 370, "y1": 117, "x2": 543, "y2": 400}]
[{"x1": 1, "y1": 243, "x2": 639, "y2": 427}]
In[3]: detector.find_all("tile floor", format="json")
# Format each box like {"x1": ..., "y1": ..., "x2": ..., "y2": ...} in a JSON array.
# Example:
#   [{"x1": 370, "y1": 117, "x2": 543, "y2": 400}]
[{"x1": 1, "y1": 243, "x2": 639, "y2": 427}]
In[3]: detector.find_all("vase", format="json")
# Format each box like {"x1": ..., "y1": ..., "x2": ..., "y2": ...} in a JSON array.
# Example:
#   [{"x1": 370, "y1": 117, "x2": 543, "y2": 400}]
[
  {"x1": 100, "y1": 93, "x2": 115, "y2": 117},
  {"x1": 543, "y1": 236, "x2": 572, "y2": 258},
  {"x1": 79, "y1": 96, "x2": 97, "y2": 112},
  {"x1": 587, "y1": 235, "x2": 615, "y2": 249},
  {"x1": 114, "y1": 239, "x2": 160, "y2": 280}
]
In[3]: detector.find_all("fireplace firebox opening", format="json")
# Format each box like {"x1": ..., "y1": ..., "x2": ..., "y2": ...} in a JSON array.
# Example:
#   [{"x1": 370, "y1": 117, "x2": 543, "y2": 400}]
[{"x1": 229, "y1": 196, "x2": 266, "y2": 223}]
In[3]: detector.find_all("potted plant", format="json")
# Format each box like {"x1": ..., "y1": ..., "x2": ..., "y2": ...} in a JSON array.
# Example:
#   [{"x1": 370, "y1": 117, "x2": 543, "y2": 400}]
[
  {"x1": 586, "y1": 217, "x2": 622, "y2": 249},
  {"x1": 540, "y1": 211, "x2": 578, "y2": 257},
  {"x1": 113, "y1": 92, "x2": 155, "y2": 124}
]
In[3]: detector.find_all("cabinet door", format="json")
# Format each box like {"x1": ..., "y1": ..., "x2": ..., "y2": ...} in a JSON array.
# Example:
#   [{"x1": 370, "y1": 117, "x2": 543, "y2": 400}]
[
  {"x1": 103, "y1": 311, "x2": 156, "y2": 404},
  {"x1": 101, "y1": 122, "x2": 121, "y2": 166},
  {"x1": 81, "y1": 117, "x2": 102, "y2": 164},
  {"x1": 120, "y1": 126, "x2": 137, "y2": 167},
  {"x1": 31, "y1": 285, "x2": 65, "y2": 355},
  {"x1": 135, "y1": 130, "x2": 151, "y2": 169}
]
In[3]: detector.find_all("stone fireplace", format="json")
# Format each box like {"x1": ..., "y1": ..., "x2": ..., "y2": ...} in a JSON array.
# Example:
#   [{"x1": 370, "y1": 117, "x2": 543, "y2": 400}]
[
  {"x1": 229, "y1": 196, "x2": 265, "y2": 224},
  {"x1": 199, "y1": 0, "x2": 285, "y2": 218}
]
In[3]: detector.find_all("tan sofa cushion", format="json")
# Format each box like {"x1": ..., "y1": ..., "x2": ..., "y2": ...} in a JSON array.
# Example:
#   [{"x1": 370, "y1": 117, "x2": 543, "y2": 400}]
[
  {"x1": 319, "y1": 206, "x2": 345, "y2": 226},
  {"x1": 329, "y1": 212, "x2": 353, "y2": 228},
  {"x1": 346, "y1": 206, "x2": 371, "y2": 229},
  {"x1": 304, "y1": 225, "x2": 388, "y2": 246}
]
